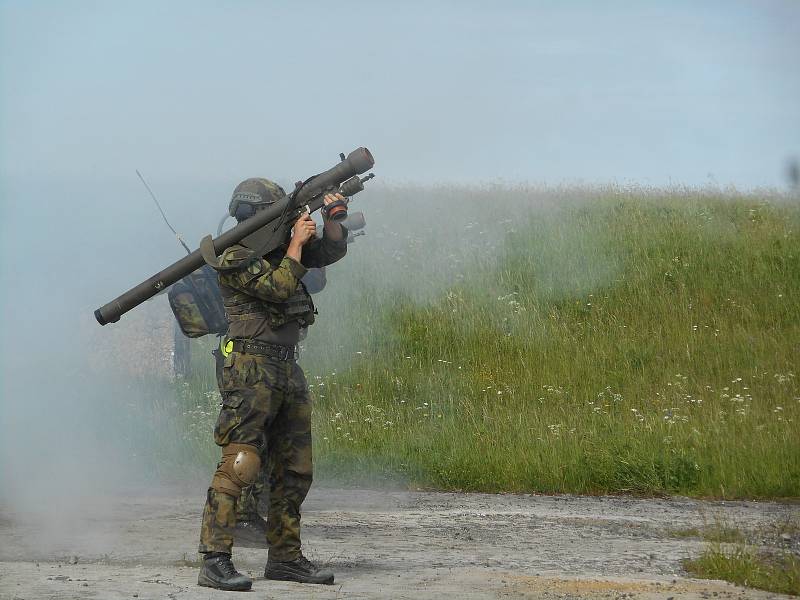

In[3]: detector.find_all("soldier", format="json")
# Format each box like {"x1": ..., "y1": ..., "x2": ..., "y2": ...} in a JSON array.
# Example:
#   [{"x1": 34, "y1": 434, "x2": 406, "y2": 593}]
[
  {"x1": 198, "y1": 178, "x2": 347, "y2": 591},
  {"x1": 234, "y1": 213, "x2": 363, "y2": 547},
  {"x1": 234, "y1": 264, "x2": 326, "y2": 547}
]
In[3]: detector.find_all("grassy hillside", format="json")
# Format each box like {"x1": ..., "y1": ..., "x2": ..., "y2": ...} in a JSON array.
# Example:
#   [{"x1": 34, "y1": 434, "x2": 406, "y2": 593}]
[{"x1": 176, "y1": 187, "x2": 799, "y2": 498}]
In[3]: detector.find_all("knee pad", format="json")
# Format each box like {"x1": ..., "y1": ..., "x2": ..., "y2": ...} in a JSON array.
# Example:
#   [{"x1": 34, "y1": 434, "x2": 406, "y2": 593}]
[{"x1": 211, "y1": 443, "x2": 262, "y2": 497}]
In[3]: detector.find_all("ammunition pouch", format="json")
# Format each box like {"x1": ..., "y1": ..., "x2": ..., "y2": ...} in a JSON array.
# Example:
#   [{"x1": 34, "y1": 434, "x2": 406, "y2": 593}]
[{"x1": 222, "y1": 281, "x2": 315, "y2": 330}]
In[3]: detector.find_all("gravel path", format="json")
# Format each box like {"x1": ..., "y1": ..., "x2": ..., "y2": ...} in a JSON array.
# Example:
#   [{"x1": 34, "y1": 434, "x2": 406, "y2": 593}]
[{"x1": 0, "y1": 487, "x2": 797, "y2": 599}]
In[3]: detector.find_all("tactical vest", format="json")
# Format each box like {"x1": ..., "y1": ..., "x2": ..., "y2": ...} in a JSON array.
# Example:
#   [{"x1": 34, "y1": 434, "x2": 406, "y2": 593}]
[{"x1": 220, "y1": 252, "x2": 316, "y2": 330}]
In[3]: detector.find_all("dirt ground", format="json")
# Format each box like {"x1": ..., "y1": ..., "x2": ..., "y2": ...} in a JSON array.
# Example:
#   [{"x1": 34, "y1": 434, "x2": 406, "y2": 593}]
[{"x1": 0, "y1": 486, "x2": 797, "y2": 600}]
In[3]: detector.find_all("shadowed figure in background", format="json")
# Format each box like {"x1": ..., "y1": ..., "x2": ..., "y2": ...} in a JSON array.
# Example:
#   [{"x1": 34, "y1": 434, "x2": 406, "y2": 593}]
[
  {"x1": 787, "y1": 157, "x2": 800, "y2": 195},
  {"x1": 196, "y1": 178, "x2": 349, "y2": 591}
]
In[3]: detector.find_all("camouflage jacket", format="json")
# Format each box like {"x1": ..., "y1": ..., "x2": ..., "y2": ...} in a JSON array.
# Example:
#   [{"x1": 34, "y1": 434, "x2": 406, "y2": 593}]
[{"x1": 217, "y1": 230, "x2": 347, "y2": 341}]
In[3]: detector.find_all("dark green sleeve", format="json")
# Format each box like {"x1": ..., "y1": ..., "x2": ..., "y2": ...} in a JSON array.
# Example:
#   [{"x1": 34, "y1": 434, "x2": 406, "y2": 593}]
[{"x1": 301, "y1": 227, "x2": 348, "y2": 269}]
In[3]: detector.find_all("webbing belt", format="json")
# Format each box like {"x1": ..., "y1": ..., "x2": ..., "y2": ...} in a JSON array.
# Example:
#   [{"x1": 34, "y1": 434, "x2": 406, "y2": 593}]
[{"x1": 230, "y1": 339, "x2": 298, "y2": 362}]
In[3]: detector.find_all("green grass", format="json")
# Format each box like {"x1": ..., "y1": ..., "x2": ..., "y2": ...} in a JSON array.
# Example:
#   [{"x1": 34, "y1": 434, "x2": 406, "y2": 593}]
[
  {"x1": 175, "y1": 186, "x2": 800, "y2": 498},
  {"x1": 670, "y1": 524, "x2": 746, "y2": 543},
  {"x1": 684, "y1": 544, "x2": 800, "y2": 596}
]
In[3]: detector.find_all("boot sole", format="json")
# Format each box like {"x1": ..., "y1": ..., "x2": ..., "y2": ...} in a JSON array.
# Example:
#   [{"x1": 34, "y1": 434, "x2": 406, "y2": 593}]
[
  {"x1": 265, "y1": 571, "x2": 334, "y2": 585},
  {"x1": 198, "y1": 571, "x2": 253, "y2": 591}
]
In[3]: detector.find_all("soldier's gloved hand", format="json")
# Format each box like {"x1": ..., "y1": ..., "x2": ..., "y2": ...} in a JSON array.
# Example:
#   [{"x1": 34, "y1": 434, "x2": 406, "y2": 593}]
[
  {"x1": 322, "y1": 192, "x2": 347, "y2": 222},
  {"x1": 290, "y1": 213, "x2": 317, "y2": 247}
]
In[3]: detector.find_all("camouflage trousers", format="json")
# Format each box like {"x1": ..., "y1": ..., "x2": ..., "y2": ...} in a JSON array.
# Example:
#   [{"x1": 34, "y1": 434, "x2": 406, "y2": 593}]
[
  {"x1": 213, "y1": 348, "x2": 269, "y2": 523},
  {"x1": 198, "y1": 350, "x2": 313, "y2": 560}
]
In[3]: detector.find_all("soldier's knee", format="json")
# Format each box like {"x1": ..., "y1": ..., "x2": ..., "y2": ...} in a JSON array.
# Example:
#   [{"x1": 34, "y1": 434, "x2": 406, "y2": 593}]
[{"x1": 211, "y1": 443, "x2": 262, "y2": 497}]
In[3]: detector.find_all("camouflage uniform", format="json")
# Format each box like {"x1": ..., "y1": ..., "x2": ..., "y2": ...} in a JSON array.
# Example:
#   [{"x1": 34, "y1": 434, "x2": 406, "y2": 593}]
[
  {"x1": 235, "y1": 265, "x2": 327, "y2": 526},
  {"x1": 199, "y1": 232, "x2": 346, "y2": 560}
]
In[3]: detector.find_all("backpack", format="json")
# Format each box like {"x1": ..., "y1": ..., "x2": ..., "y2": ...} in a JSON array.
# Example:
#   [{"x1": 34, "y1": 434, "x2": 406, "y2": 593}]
[{"x1": 168, "y1": 266, "x2": 228, "y2": 338}]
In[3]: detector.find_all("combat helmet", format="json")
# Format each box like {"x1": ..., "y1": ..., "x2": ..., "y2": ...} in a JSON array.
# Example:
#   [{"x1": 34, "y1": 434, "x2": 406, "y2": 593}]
[
  {"x1": 217, "y1": 178, "x2": 287, "y2": 235},
  {"x1": 229, "y1": 178, "x2": 286, "y2": 222}
]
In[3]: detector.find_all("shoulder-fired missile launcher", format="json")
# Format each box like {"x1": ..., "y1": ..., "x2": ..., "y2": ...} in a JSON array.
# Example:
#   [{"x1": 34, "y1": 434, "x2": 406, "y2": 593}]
[{"x1": 94, "y1": 147, "x2": 375, "y2": 326}]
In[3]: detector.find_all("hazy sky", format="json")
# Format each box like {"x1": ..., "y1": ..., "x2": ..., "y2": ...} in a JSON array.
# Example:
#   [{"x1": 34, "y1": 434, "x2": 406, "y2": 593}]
[{"x1": 1, "y1": 0, "x2": 798, "y2": 189}]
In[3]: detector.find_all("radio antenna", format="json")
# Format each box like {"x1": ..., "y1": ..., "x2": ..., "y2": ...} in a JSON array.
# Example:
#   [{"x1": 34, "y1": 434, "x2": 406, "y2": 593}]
[{"x1": 136, "y1": 169, "x2": 192, "y2": 255}]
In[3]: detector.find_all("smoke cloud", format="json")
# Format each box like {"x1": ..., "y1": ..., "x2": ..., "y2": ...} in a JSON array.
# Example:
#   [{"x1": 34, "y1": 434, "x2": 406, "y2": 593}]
[{"x1": 1, "y1": 0, "x2": 799, "y2": 552}]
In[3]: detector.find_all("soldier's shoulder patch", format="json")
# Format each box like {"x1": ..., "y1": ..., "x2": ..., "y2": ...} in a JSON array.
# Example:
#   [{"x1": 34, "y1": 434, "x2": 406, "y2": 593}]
[{"x1": 247, "y1": 260, "x2": 264, "y2": 276}]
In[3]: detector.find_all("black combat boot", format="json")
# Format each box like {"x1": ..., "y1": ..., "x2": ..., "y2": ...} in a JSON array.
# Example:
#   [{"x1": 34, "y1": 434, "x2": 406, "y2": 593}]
[
  {"x1": 264, "y1": 554, "x2": 334, "y2": 585},
  {"x1": 234, "y1": 514, "x2": 269, "y2": 548},
  {"x1": 198, "y1": 552, "x2": 253, "y2": 591}
]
